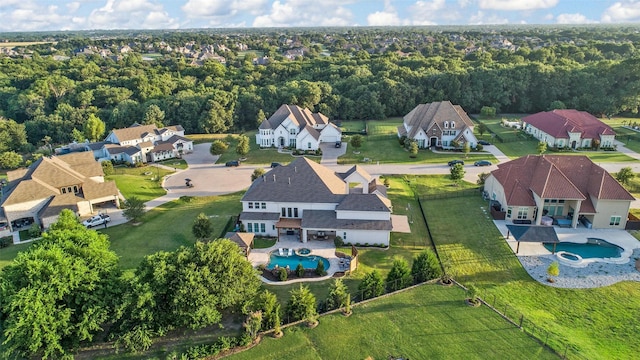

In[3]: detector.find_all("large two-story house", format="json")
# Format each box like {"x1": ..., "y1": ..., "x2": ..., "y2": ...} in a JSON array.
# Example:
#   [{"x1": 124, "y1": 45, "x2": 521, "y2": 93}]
[
  {"x1": 256, "y1": 105, "x2": 342, "y2": 150},
  {"x1": 0, "y1": 152, "x2": 121, "y2": 231},
  {"x1": 93, "y1": 123, "x2": 193, "y2": 164},
  {"x1": 485, "y1": 155, "x2": 634, "y2": 229},
  {"x1": 522, "y1": 110, "x2": 616, "y2": 149},
  {"x1": 239, "y1": 157, "x2": 393, "y2": 246},
  {"x1": 397, "y1": 101, "x2": 478, "y2": 149}
]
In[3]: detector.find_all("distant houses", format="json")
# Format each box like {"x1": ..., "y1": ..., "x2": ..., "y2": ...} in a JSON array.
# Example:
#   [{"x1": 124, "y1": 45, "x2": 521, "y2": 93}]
[
  {"x1": 523, "y1": 110, "x2": 616, "y2": 149},
  {"x1": 256, "y1": 104, "x2": 341, "y2": 150},
  {"x1": 397, "y1": 101, "x2": 478, "y2": 149}
]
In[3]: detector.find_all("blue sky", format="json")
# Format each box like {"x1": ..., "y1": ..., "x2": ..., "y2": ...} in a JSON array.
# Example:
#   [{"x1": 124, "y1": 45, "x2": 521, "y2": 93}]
[{"x1": 0, "y1": 0, "x2": 639, "y2": 32}]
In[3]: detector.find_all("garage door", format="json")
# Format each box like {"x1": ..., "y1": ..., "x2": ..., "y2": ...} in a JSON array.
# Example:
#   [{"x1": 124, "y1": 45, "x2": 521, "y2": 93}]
[{"x1": 322, "y1": 135, "x2": 338, "y2": 142}]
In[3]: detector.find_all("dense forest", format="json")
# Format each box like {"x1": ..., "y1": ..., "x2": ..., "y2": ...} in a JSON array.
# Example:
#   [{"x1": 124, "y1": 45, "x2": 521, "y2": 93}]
[{"x1": 0, "y1": 25, "x2": 639, "y2": 150}]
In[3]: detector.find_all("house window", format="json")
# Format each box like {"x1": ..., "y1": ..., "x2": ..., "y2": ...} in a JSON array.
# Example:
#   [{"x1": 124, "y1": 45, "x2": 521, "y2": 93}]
[
  {"x1": 247, "y1": 223, "x2": 253, "y2": 232},
  {"x1": 610, "y1": 216, "x2": 621, "y2": 226},
  {"x1": 281, "y1": 207, "x2": 286, "y2": 217},
  {"x1": 73, "y1": 186, "x2": 78, "y2": 193},
  {"x1": 287, "y1": 208, "x2": 292, "y2": 217},
  {"x1": 444, "y1": 121, "x2": 449, "y2": 128},
  {"x1": 506, "y1": 207, "x2": 512, "y2": 218},
  {"x1": 62, "y1": 187, "x2": 67, "y2": 194},
  {"x1": 272, "y1": 225, "x2": 275, "y2": 230},
  {"x1": 343, "y1": 232, "x2": 347, "y2": 239},
  {"x1": 261, "y1": 202, "x2": 266, "y2": 209},
  {"x1": 289, "y1": 139, "x2": 296, "y2": 147},
  {"x1": 260, "y1": 223, "x2": 266, "y2": 232},
  {"x1": 442, "y1": 140, "x2": 448, "y2": 147},
  {"x1": 290, "y1": 128, "x2": 296, "y2": 135},
  {"x1": 308, "y1": 142, "x2": 311, "y2": 149},
  {"x1": 451, "y1": 122, "x2": 456, "y2": 128},
  {"x1": 248, "y1": 202, "x2": 253, "y2": 209},
  {"x1": 294, "y1": 208, "x2": 299, "y2": 217},
  {"x1": 517, "y1": 207, "x2": 528, "y2": 220}
]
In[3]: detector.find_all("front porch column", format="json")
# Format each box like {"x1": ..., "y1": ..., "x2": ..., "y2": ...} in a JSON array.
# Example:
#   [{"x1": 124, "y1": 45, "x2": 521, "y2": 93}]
[
  {"x1": 301, "y1": 230, "x2": 307, "y2": 243},
  {"x1": 572, "y1": 200, "x2": 581, "y2": 228},
  {"x1": 535, "y1": 204, "x2": 543, "y2": 225}
]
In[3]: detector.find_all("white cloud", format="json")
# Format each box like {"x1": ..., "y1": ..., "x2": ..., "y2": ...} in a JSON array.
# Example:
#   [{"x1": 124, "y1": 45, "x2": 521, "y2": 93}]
[
  {"x1": 253, "y1": 0, "x2": 354, "y2": 27},
  {"x1": 366, "y1": 0, "x2": 410, "y2": 26},
  {"x1": 66, "y1": 2, "x2": 81, "y2": 13},
  {"x1": 409, "y1": 0, "x2": 459, "y2": 24},
  {"x1": 479, "y1": 0, "x2": 558, "y2": 11},
  {"x1": 602, "y1": 1, "x2": 640, "y2": 23},
  {"x1": 0, "y1": 1, "x2": 77, "y2": 31},
  {"x1": 468, "y1": 11, "x2": 509, "y2": 24},
  {"x1": 87, "y1": 0, "x2": 177, "y2": 29},
  {"x1": 182, "y1": 0, "x2": 268, "y2": 18},
  {"x1": 556, "y1": 13, "x2": 597, "y2": 24}
]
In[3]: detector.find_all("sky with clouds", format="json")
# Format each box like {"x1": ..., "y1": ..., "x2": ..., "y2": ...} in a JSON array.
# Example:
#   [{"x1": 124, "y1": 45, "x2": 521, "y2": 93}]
[{"x1": 0, "y1": 0, "x2": 639, "y2": 32}]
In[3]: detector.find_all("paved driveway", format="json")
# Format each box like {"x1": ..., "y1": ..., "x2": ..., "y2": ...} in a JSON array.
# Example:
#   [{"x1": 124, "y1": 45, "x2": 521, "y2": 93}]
[{"x1": 320, "y1": 142, "x2": 347, "y2": 165}]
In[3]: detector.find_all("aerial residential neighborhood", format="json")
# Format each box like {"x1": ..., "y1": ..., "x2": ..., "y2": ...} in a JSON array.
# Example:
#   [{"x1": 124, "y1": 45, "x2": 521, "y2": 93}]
[{"x1": 1, "y1": 20, "x2": 640, "y2": 360}]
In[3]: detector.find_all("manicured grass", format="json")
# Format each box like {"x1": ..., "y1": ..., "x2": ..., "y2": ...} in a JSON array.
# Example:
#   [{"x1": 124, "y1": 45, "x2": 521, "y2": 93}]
[
  {"x1": 422, "y1": 194, "x2": 640, "y2": 360},
  {"x1": 230, "y1": 284, "x2": 558, "y2": 360},
  {"x1": 0, "y1": 242, "x2": 32, "y2": 269},
  {"x1": 253, "y1": 237, "x2": 277, "y2": 249},
  {"x1": 338, "y1": 134, "x2": 495, "y2": 165},
  {"x1": 106, "y1": 166, "x2": 174, "y2": 202},
  {"x1": 156, "y1": 159, "x2": 188, "y2": 170},
  {"x1": 338, "y1": 119, "x2": 366, "y2": 132},
  {"x1": 101, "y1": 194, "x2": 243, "y2": 270},
  {"x1": 476, "y1": 116, "x2": 526, "y2": 142}
]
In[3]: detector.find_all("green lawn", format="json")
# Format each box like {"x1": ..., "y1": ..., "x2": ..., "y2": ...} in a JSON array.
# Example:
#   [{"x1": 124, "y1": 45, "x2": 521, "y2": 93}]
[
  {"x1": 253, "y1": 237, "x2": 277, "y2": 249},
  {"x1": 230, "y1": 284, "x2": 558, "y2": 360},
  {"x1": 422, "y1": 195, "x2": 640, "y2": 360},
  {"x1": 0, "y1": 242, "x2": 32, "y2": 269},
  {"x1": 603, "y1": 117, "x2": 640, "y2": 153},
  {"x1": 106, "y1": 166, "x2": 174, "y2": 202},
  {"x1": 155, "y1": 159, "x2": 188, "y2": 170},
  {"x1": 101, "y1": 194, "x2": 242, "y2": 270},
  {"x1": 339, "y1": 119, "x2": 366, "y2": 133}
]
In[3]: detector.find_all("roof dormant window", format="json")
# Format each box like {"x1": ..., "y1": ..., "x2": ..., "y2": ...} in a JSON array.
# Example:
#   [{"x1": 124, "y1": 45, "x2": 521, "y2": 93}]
[
  {"x1": 444, "y1": 121, "x2": 449, "y2": 128},
  {"x1": 451, "y1": 122, "x2": 456, "y2": 128}
]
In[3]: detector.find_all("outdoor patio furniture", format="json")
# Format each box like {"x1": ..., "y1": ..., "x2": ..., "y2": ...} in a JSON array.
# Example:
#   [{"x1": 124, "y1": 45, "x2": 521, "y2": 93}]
[{"x1": 556, "y1": 218, "x2": 572, "y2": 228}]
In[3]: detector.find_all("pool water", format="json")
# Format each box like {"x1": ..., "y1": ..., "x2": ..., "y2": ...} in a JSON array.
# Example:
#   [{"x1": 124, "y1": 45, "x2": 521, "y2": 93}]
[
  {"x1": 267, "y1": 252, "x2": 330, "y2": 270},
  {"x1": 298, "y1": 248, "x2": 311, "y2": 255},
  {"x1": 544, "y1": 238, "x2": 623, "y2": 259}
]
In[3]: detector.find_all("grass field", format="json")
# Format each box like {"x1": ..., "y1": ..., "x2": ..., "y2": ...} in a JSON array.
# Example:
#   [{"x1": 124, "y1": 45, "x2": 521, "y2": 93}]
[
  {"x1": 230, "y1": 284, "x2": 558, "y2": 360},
  {"x1": 155, "y1": 159, "x2": 188, "y2": 170},
  {"x1": 0, "y1": 242, "x2": 32, "y2": 269},
  {"x1": 0, "y1": 41, "x2": 53, "y2": 47},
  {"x1": 338, "y1": 119, "x2": 496, "y2": 165},
  {"x1": 101, "y1": 194, "x2": 242, "y2": 270},
  {"x1": 106, "y1": 166, "x2": 174, "y2": 202},
  {"x1": 423, "y1": 195, "x2": 640, "y2": 360}
]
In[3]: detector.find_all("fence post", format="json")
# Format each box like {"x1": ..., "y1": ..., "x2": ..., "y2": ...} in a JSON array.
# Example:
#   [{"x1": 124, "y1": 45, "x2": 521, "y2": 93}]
[
  {"x1": 493, "y1": 294, "x2": 496, "y2": 307},
  {"x1": 519, "y1": 315, "x2": 523, "y2": 328}
]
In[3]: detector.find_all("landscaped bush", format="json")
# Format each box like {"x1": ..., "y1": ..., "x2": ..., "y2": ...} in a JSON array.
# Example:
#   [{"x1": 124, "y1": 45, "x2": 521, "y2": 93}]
[
  {"x1": 278, "y1": 267, "x2": 288, "y2": 281},
  {"x1": 0, "y1": 236, "x2": 11, "y2": 248},
  {"x1": 334, "y1": 235, "x2": 344, "y2": 247},
  {"x1": 315, "y1": 260, "x2": 326, "y2": 276},
  {"x1": 296, "y1": 263, "x2": 305, "y2": 277}
]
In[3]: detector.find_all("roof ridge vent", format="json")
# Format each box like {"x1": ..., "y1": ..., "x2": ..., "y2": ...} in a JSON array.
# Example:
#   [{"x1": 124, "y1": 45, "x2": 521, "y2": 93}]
[
  {"x1": 288, "y1": 177, "x2": 291, "y2": 185},
  {"x1": 273, "y1": 174, "x2": 276, "y2": 182}
]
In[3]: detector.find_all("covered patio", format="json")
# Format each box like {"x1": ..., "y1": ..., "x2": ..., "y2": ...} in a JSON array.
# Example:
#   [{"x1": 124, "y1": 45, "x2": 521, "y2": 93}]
[
  {"x1": 275, "y1": 218, "x2": 302, "y2": 242},
  {"x1": 506, "y1": 224, "x2": 560, "y2": 254}
]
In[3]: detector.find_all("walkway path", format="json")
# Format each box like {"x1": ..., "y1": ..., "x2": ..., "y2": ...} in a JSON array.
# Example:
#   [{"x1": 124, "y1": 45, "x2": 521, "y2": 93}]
[{"x1": 614, "y1": 140, "x2": 640, "y2": 161}]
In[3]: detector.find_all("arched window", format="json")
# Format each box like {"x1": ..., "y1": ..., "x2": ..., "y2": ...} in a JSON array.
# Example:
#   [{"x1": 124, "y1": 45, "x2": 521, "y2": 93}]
[
  {"x1": 444, "y1": 121, "x2": 449, "y2": 129},
  {"x1": 451, "y1": 122, "x2": 456, "y2": 128}
]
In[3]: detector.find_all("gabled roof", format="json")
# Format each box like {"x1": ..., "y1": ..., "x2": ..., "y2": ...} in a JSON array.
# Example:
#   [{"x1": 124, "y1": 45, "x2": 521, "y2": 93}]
[
  {"x1": 522, "y1": 110, "x2": 615, "y2": 139},
  {"x1": 105, "y1": 145, "x2": 140, "y2": 156},
  {"x1": 336, "y1": 194, "x2": 391, "y2": 212},
  {"x1": 403, "y1": 101, "x2": 474, "y2": 139},
  {"x1": 490, "y1": 155, "x2": 634, "y2": 207},
  {"x1": 243, "y1": 157, "x2": 347, "y2": 203},
  {"x1": 259, "y1": 104, "x2": 329, "y2": 131},
  {"x1": 111, "y1": 124, "x2": 158, "y2": 142},
  {"x1": 150, "y1": 142, "x2": 175, "y2": 153},
  {"x1": 165, "y1": 134, "x2": 191, "y2": 144},
  {"x1": 301, "y1": 210, "x2": 393, "y2": 230}
]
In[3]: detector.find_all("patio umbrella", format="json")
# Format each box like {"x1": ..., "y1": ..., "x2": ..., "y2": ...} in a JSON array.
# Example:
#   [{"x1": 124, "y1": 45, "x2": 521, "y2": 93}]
[{"x1": 185, "y1": 178, "x2": 192, "y2": 182}]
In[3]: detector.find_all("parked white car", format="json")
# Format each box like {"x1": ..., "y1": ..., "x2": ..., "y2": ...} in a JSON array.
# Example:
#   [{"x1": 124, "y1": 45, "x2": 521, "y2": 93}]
[{"x1": 82, "y1": 214, "x2": 111, "y2": 228}]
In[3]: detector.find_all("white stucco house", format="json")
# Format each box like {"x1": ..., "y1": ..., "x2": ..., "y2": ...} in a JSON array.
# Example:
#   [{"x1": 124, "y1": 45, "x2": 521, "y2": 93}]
[
  {"x1": 0, "y1": 152, "x2": 121, "y2": 231},
  {"x1": 94, "y1": 123, "x2": 193, "y2": 164},
  {"x1": 485, "y1": 155, "x2": 634, "y2": 229},
  {"x1": 397, "y1": 101, "x2": 477, "y2": 149},
  {"x1": 239, "y1": 157, "x2": 393, "y2": 246},
  {"x1": 522, "y1": 110, "x2": 616, "y2": 149},
  {"x1": 256, "y1": 104, "x2": 342, "y2": 151}
]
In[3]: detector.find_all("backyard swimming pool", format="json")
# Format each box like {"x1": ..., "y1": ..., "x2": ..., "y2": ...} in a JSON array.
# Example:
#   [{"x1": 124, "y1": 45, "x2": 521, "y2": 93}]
[
  {"x1": 267, "y1": 250, "x2": 330, "y2": 270},
  {"x1": 544, "y1": 238, "x2": 628, "y2": 267}
]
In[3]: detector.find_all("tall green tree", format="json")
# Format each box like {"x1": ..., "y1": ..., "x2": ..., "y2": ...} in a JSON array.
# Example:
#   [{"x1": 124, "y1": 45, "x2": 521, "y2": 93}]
[
  {"x1": 358, "y1": 270, "x2": 384, "y2": 300},
  {"x1": 326, "y1": 278, "x2": 349, "y2": 311},
  {"x1": 142, "y1": 104, "x2": 165, "y2": 127},
  {"x1": 84, "y1": 113, "x2": 106, "y2": 142},
  {"x1": 0, "y1": 151, "x2": 23, "y2": 169},
  {"x1": 0, "y1": 210, "x2": 121, "y2": 359},
  {"x1": 286, "y1": 285, "x2": 317, "y2": 323},
  {"x1": 386, "y1": 258, "x2": 413, "y2": 291},
  {"x1": 616, "y1": 167, "x2": 634, "y2": 186},
  {"x1": 251, "y1": 168, "x2": 266, "y2": 182},
  {"x1": 192, "y1": 212, "x2": 213, "y2": 240},
  {"x1": 122, "y1": 196, "x2": 146, "y2": 223},
  {"x1": 450, "y1": 163, "x2": 465, "y2": 182},
  {"x1": 236, "y1": 135, "x2": 250, "y2": 156},
  {"x1": 350, "y1": 134, "x2": 363, "y2": 151},
  {"x1": 0, "y1": 117, "x2": 27, "y2": 152},
  {"x1": 411, "y1": 249, "x2": 443, "y2": 283},
  {"x1": 537, "y1": 141, "x2": 547, "y2": 155}
]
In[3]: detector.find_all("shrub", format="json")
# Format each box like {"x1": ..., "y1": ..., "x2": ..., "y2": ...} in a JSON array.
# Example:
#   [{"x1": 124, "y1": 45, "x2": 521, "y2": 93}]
[
  {"x1": 467, "y1": 284, "x2": 480, "y2": 303},
  {"x1": 398, "y1": 135, "x2": 407, "y2": 146},
  {"x1": 210, "y1": 140, "x2": 229, "y2": 155},
  {"x1": 296, "y1": 263, "x2": 305, "y2": 277},
  {"x1": 28, "y1": 223, "x2": 42, "y2": 238},
  {"x1": 386, "y1": 258, "x2": 413, "y2": 291},
  {"x1": 326, "y1": 279, "x2": 349, "y2": 311},
  {"x1": 334, "y1": 235, "x2": 344, "y2": 247},
  {"x1": 358, "y1": 270, "x2": 384, "y2": 300},
  {"x1": 480, "y1": 106, "x2": 496, "y2": 117},
  {"x1": 278, "y1": 267, "x2": 288, "y2": 281},
  {"x1": 315, "y1": 260, "x2": 326, "y2": 276},
  {"x1": 286, "y1": 285, "x2": 317, "y2": 322},
  {"x1": 475, "y1": 143, "x2": 484, "y2": 152},
  {"x1": 411, "y1": 249, "x2": 443, "y2": 283},
  {"x1": 101, "y1": 160, "x2": 114, "y2": 175}
]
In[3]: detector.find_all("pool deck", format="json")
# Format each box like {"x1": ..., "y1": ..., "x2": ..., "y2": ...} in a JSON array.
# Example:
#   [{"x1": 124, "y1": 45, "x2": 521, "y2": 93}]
[
  {"x1": 248, "y1": 235, "x2": 342, "y2": 285},
  {"x1": 494, "y1": 220, "x2": 640, "y2": 288}
]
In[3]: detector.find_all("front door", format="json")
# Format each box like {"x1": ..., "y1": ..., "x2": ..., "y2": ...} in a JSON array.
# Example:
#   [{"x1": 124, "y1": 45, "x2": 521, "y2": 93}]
[
  {"x1": 279, "y1": 137, "x2": 284, "y2": 146},
  {"x1": 571, "y1": 141, "x2": 577, "y2": 149},
  {"x1": 430, "y1": 137, "x2": 438, "y2": 147}
]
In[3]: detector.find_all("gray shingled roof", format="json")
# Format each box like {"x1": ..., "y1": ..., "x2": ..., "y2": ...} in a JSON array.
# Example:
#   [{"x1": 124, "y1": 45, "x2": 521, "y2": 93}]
[
  {"x1": 301, "y1": 210, "x2": 392, "y2": 230},
  {"x1": 242, "y1": 157, "x2": 347, "y2": 203},
  {"x1": 239, "y1": 212, "x2": 281, "y2": 221},
  {"x1": 336, "y1": 194, "x2": 391, "y2": 212},
  {"x1": 403, "y1": 101, "x2": 475, "y2": 139}
]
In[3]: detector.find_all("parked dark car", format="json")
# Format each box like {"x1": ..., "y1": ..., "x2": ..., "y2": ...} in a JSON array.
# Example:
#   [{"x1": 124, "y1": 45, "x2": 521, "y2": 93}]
[
  {"x1": 225, "y1": 160, "x2": 240, "y2": 167},
  {"x1": 270, "y1": 162, "x2": 281, "y2": 168},
  {"x1": 448, "y1": 160, "x2": 464, "y2": 166},
  {"x1": 335, "y1": 141, "x2": 342, "y2": 148},
  {"x1": 474, "y1": 160, "x2": 492, "y2": 166},
  {"x1": 478, "y1": 140, "x2": 491, "y2": 146}
]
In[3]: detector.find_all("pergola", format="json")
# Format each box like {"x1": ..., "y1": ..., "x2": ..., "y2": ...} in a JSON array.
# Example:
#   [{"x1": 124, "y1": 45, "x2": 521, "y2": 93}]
[
  {"x1": 275, "y1": 218, "x2": 302, "y2": 242},
  {"x1": 505, "y1": 224, "x2": 559, "y2": 254}
]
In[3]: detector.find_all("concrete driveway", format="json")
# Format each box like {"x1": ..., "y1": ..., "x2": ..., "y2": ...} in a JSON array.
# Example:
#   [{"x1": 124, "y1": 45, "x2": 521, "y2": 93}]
[{"x1": 320, "y1": 142, "x2": 347, "y2": 165}]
